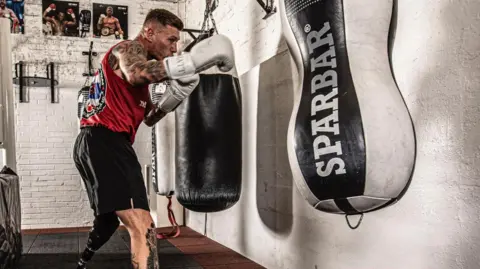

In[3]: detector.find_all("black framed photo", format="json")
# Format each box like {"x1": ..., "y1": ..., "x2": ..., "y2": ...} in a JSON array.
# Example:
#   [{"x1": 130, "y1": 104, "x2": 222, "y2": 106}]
[
  {"x1": 92, "y1": 3, "x2": 128, "y2": 40},
  {"x1": 0, "y1": 0, "x2": 25, "y2": 34},
  {"x1": 41, "y1": 0, "x2": 80, "y2": 37}
]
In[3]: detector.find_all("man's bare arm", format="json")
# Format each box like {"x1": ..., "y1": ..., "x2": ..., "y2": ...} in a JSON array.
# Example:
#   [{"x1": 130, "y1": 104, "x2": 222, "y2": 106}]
[
  {"x1": 115, "y1": 18, "x2": 123, "y2": 34},
  {"x1": 9, "y1": 9, "x2": 18, "y2": 22},
  {"x1": 111, "y1": 41, "x2": 168, "y2": 86}
]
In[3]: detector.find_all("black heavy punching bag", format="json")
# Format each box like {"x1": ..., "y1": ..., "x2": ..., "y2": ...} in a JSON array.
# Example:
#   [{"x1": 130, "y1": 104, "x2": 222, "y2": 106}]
[
  {"x1": 174, "y1": 34, "x2": 242, "y2": 213},
  {"x1": 279, "y1": 0, "x2": 416, "y2": 227}
]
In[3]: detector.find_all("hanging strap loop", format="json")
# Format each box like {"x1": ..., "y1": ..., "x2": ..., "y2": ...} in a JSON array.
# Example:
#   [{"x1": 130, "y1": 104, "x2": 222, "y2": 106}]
[
  {"x1": 345, "y1": 213, "x2": 364, "y2": 230},
  {"x1": 156, "y1": 195, "x2": 181, "y2": 239}
]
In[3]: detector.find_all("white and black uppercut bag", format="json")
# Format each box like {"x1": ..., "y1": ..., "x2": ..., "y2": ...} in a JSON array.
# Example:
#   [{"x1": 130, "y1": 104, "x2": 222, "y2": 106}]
[
  {"x1": 150, "y1": 82, "x2": 176, "y2": 197},
  {"x1": 279, "y1": 0, "x2": 416, "y2": 228}
]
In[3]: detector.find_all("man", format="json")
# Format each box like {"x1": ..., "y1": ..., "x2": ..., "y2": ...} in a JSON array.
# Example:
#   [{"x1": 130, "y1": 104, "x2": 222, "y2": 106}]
[
  {"x1": 7, "y1": 0, "x2": 25, "y2": 33},
  {"x1": 97, "y1": 6, "x2": 123, "y2": 39},
  {"x1": 42, "y1": 3, "x2": 58, "y2": 35},
  {"x1": 0, "y1": 0, "x2": 18, "y2": 32},
  {"x1": 62, "y1": 8, "x2": 78, "y2": 37},
  {"x1": 73, "y1": 8, "x2": 234, "y2": 269}
]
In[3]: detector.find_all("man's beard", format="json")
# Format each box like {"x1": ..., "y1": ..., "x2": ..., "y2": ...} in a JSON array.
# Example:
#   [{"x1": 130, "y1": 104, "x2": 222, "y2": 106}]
[{"x1": 0, "y1": 4, "x2": 5, "y2": 8}]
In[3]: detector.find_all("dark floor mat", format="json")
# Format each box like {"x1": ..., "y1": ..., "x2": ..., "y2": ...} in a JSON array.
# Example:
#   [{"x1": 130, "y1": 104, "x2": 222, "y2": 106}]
[
  {"x1": 17, "y1": 253, "x2": 79, "y2": 269},
  {"x1": 158, "y1": 246, "x2": 202, "y2": 268},
  {"x1": 76, "y1": 253, "x2": 133, "y2": 269},
  {"x1": 27, "y1": 233, "x2": 78, "y2": 254},
  {"x1": 17, "y1": 227, "x2": 266, "y2": 269},
  {"x1": 21, "y1": 233, "x2": 38, "y2": 254},
  {"x1": 18, "y1": 229, "x2": 204, "y2": 269},
  {"x1": 79, "y1": 230, "x2": 130, "y2": 255}
]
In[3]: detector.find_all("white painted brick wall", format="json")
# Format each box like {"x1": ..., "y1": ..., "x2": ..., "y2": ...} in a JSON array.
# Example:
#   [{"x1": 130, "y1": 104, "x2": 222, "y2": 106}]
[
  {"x1": 15, "y1": 88, "x2": 89, "y2": 228},
  {"x1": 183, "y1": 0, "x2": 286, "y2": 76},
  {"x1": 12, "y1": 0, "x2": 180, "y2": 229}
]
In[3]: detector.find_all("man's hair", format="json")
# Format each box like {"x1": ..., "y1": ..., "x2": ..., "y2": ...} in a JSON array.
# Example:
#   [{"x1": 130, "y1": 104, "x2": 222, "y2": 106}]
[{"x1": 143, "y1": 9, "x2": 184, "y2": 31}]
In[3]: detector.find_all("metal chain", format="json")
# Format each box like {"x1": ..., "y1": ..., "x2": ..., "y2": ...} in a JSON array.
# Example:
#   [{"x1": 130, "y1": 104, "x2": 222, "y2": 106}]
[
  {"x1": 200, "y1": 0, "x2": 218, "y2": 34},
  {"x1": 210, "y1": 12, "x2": 218, "y2": 34},
  {"x1": 200, "y1": 2, "x2": 210, "y2": 32},
  {"x1": 207, "y1": 14, "x2": 210, "y2": 31}
]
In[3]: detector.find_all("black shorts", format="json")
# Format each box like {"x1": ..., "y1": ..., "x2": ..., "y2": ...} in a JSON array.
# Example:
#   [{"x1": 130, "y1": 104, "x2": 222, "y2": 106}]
[{"x1": 73, "y1": 125, "x2": 150, "y2": 216}]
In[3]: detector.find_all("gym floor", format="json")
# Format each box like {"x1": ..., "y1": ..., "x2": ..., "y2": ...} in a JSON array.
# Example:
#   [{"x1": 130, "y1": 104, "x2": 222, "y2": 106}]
[{"x1": 18, "y1": 226, "x2": 266, "y2": 269}]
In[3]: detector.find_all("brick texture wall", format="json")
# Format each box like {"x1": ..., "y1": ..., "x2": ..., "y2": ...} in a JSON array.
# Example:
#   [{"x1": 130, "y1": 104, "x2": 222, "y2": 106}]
[
  {"x1": 12, "y1": 0, "x2": 180, "y2": 229},
  {"x1": 182, "y1": 0, "x2": 286, "y2": 76}
]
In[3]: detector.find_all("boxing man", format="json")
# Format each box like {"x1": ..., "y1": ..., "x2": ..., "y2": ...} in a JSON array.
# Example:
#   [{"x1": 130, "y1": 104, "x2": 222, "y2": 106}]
[
  {"x1": 73, "y1": 8, "x2": 234, "y2": 269},
  {"x1": 51, "y1": 8, "x2": 78, "y2": 36},
  {"x1": 97, "y1": 6, "x2": 123, "y2": 39},
  {"x1": 0, "y1": 0, "x2": 18, "y2": 32},
  {"x1": 9, "y1": 0, "x2": 23, "y2": 31},
  {"x1": 42, "y1": 3, "x2": 58, "y2": 35}
]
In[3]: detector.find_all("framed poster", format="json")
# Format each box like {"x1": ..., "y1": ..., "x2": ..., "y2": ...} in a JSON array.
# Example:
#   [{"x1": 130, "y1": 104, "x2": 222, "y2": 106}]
[
  {"x1": 92, "y1": 3, "x2": 128, "y2": 40},
  {"x1": 42, "y1": 0, "x2": 80, "y2": 37},
  {"x1": 0, "y1": 0, "x2": 25, "y2": 34}
]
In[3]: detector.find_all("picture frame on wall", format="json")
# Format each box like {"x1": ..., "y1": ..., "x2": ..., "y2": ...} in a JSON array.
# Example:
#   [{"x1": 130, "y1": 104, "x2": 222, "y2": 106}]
[
  {"x1": 0, "y1": 0, "x2": 25, "y2": 34},
  {"x1": 42, "y1": 0, "x2": 80, "y2": 37},
  {"x1": 92, "y1": 3, "x2": 128, "y2": 40}
]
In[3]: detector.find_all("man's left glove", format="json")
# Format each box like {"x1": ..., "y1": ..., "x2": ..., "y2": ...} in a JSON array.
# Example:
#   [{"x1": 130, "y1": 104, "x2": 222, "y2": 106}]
[
  {"x1": 156, "y1": 73, "x2": 200, "y2": 113},
  {"x1": 163, "y1": 34, "x2": 235, "y2": 79}
]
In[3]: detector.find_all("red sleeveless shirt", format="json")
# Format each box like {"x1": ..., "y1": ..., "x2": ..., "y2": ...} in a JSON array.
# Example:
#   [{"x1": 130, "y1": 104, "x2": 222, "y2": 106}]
[{"x1": 80, "y1": 41, "x2": 150, "y2": 144}]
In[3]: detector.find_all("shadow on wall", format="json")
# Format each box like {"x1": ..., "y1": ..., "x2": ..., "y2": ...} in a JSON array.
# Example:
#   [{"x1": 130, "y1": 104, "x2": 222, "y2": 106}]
[
  {"x1": 392, "y1": 0, "x2": 480, "y2": 267},
  {"x1": 256, "y1": 35, "x2": 293, "y2": 235},
  {"x1": 439, "y1": 0, "x2": 480, "y2": 267}
]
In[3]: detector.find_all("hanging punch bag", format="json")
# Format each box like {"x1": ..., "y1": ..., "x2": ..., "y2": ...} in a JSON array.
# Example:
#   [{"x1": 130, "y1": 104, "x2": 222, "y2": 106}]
[
  {"x1": 279, "y1": 0, "x2": 416, "y2": 228},
  {"x1": 150, "y1": 82, "x2": 182, "y2": 239},
  {"x1": 174, "y1": 26, "x2": 243, "y2": 212},
  {"x1": 150, "y1": 82, "x2": 176, "y2": 197}
]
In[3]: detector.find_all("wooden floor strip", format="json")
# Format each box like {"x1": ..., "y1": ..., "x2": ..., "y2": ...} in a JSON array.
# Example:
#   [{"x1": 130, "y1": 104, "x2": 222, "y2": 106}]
[{"x1": 166, "y1": 227, "x2": 266, "y2": 269}]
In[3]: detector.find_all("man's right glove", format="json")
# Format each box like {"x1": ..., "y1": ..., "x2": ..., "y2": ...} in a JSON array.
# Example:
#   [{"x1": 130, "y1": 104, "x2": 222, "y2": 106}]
[
  {"x1": 156, "y1": 73, "x2": 200, "y2": 113},
  {"x1": 163, "y1": 34, "x2": 235, "y2": 79}
]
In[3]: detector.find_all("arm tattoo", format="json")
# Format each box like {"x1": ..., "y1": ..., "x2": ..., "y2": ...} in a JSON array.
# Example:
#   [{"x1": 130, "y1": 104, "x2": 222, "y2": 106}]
[
  {"x1": 108, "y1": 53, "x2": 119, "y2": 70},
  {"x1": 111, "y1": 41, "x2": 168, "y2": 86},
  {"x1": 131, "y1": 253, "x2": 140, "y2": 269},
  {"x1": 146, "y1": 223, "x2": 159, "y2": 269}
]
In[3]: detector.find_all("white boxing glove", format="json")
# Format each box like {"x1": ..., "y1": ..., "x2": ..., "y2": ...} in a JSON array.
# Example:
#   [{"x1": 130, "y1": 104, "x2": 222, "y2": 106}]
[
  {"x1": 163, "y1": 34, "x2": 235, "y2": 79},
  {"x1": 157, "y1": 74, "x2": 200, "y2": 113}
]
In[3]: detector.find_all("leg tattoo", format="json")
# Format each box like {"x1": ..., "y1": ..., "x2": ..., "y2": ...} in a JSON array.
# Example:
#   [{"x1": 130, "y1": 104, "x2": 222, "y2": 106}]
[{"x1": 146, "y1": 222, "x2": 159, "y2": 269}]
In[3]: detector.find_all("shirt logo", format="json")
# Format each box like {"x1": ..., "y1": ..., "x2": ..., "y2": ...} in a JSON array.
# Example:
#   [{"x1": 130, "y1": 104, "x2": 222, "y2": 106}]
[
  {"x1": 83, "y1": 67, "x2": 107, "y2": 119},
  {"x1": 139, "y1": 100, "x2": 147, "y2": 108}
]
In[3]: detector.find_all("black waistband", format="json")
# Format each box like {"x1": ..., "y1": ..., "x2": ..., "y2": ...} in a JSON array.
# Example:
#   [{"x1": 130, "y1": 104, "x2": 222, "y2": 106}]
[{"x1": 80, "y1": 124, "x2": 131, "y2": 142}]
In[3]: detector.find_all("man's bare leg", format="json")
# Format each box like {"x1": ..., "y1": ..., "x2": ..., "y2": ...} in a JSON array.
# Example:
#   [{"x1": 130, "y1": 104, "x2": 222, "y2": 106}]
[{"x1": 116, "y1": 208, "x2": 159, "y2": 269}]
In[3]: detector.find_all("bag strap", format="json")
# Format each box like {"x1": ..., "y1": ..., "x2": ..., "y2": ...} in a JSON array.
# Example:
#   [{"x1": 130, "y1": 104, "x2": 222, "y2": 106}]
[
  {"x1": 156, "y1": 196, "x2": 181, "y2": 239},
  {"x1": 200, "y1": 0, "x2": 219, "y2": 34}
]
